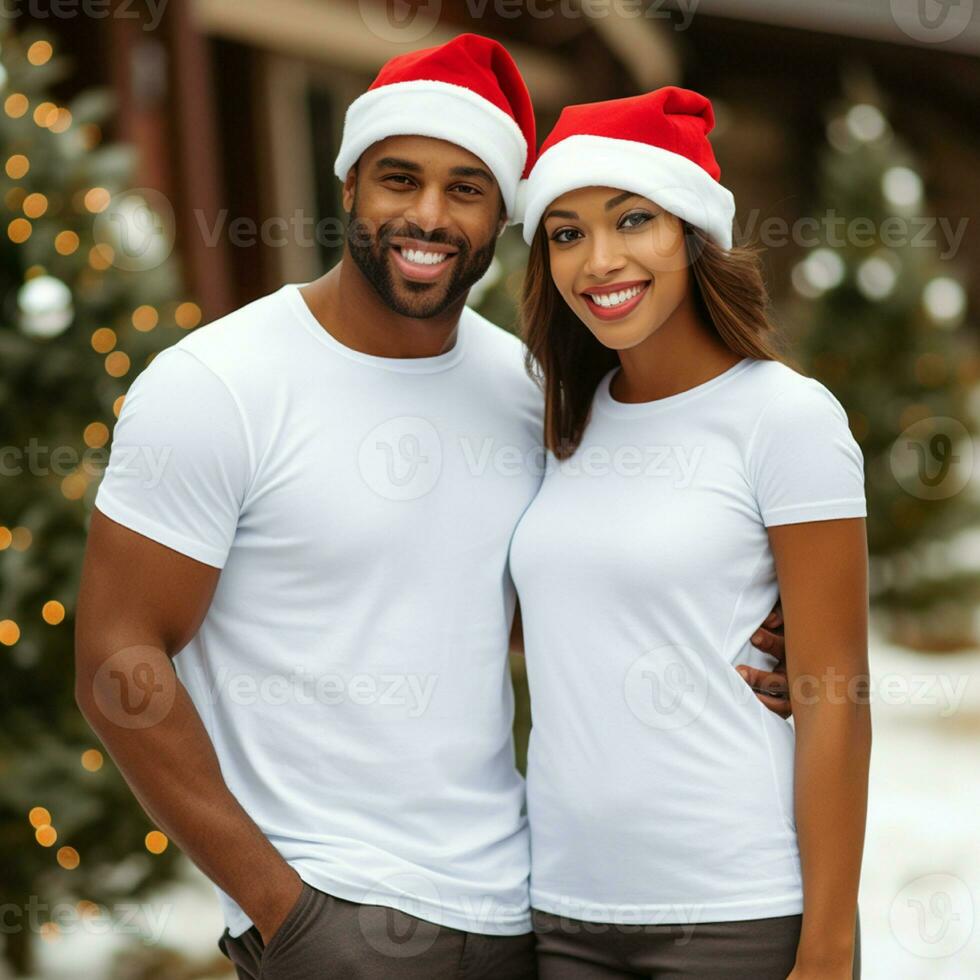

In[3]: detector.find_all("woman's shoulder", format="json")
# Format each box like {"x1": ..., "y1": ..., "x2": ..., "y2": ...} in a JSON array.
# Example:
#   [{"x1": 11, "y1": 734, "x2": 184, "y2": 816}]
[{"x1": 738, "y1": 358, "x2": 848, "y2": 420}]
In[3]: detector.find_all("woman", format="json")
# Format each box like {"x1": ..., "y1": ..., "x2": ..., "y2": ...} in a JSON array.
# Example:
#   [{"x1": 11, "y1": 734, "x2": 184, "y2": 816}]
[{"x1": 508, "y1": 87, "x2": 871, "y2": 978}]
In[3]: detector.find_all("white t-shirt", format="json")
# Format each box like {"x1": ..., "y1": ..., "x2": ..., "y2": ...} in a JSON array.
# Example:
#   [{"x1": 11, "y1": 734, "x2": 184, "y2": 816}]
[
  {"x1": 94, "y1": 282, "x2": 545, "y2": 937},
  {"x1": 509, "y1": 357, "x2": 866, "y2": 926}
]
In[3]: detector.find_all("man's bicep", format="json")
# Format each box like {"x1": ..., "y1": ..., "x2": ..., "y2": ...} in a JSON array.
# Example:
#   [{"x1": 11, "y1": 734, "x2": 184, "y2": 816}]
[{"x1": 77, "y1": 508, "x2": 221, "y2": 664}]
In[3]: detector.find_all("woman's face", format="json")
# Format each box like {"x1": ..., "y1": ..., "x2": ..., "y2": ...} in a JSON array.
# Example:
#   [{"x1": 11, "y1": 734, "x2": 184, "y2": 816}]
[{"x1": 543, "y1": 186, "x2": 692, "y2": 351}]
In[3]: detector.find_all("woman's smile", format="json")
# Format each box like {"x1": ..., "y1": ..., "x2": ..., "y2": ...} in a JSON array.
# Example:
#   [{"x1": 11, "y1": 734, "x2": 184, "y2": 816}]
[{"x1": 580, "y1": 279, "x2": 651, "y2": 321}]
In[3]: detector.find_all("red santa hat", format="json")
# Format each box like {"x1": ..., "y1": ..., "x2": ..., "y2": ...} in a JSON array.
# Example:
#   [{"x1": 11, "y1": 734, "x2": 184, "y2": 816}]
[
  {"x1": 519, "y1": 87, "x2": 735, "y2": 249},
  {"x1": 334, "y1": 33, "x2": 535, "y2": 218}
]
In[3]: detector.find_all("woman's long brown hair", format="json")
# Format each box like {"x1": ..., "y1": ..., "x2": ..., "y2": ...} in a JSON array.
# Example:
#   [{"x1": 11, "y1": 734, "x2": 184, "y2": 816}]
[{"x1": 520, "y1": 221, "x2": 787, "y2": 459}]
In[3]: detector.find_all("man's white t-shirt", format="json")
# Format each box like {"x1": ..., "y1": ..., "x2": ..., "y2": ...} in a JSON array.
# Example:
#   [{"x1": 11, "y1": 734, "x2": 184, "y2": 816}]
[
  {"x1": 509, "y1": 357, "x2": 867, "y2": 925},
  {"x1": 94, "y1": 283, "x2": 545, "y2": 937}
]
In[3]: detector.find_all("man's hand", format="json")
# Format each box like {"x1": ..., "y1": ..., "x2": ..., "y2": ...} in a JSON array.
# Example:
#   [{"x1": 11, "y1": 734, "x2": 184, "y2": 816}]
[
  {"x1": 252, "y1": 866, "x2": 305, "y2": 945},
  {"x1": 735, "y1": 601, "x2": 791, "y2": 718}
]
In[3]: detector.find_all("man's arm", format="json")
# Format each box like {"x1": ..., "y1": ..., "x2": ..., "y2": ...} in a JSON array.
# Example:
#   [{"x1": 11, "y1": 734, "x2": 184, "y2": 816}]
[
  {"x1": 74, "y1": 508, "x2": 302, "y2": 944},
  {"x1": 738, "y1": 601, "x2": 791, "y2": 718}
]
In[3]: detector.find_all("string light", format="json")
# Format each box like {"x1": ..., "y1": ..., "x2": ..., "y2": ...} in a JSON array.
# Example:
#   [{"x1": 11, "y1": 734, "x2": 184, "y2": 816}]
[
  {"x1": 22, "y1": 192, "x2": 48, "y2": 218},
  {"x1": 0, "y1": 620, "x2": 20, "y2": 645},
  {"x1": 60, "y1": 472, "x2": 88, "y2": 500},
  {"x1": 29, "y1": 807, "x2": 51, "y2": 828},
  {"x1": 89, "y1": 243, "x2": 115, "y2": 270},
  {"x1": 10, "y1": 526, "x2": 32, "y2": 550},
  {"x1": 4, "y1": 93, "x2": 28, "y2": 118},
  {"x1": 84, "y1": 187, "x2": 111, "y2": 213},
  {"x1": 104, "y1": 351, "x2": 130, "y2": 377},
  {"x1": 0, "y1": 526, "x2": 11, "y2": 550},
  {"x1": 6, "y1": 154, "x2": 30, "y2": 179},
  {"x1": 56, "y1": 847, "x2": 80, "y2": 870},
  {"x1": 35, "y1": 824, "x2": 57, "y2": 847},
  {"x1": 83, "y1": 421, "x2": 109, "y2": 448},
  {"x1": 50, "y1": 108, "x2": 72, "y2": 133},
  {"x1": 91, "y1": 327, "x2": 117, "y2": 353},
  {"x1": 132, "y1": 305, "x2": 158, "y2": 331},
  {"x1": 41, "y1": 600, "x2": 65, "y2": 625},
  {"x1": 33, "y1": 101, "x2": 58, "y2": 128},
  {"x1": 175, "y1": 302, "x2": 202, "y2": 329},
  {"x1": 27, "y1": 40, "x2": 53, "y2": 66},
  {"x1": 55, "y1": 230, "x2": 80, "y2": 255},
  {"x1": 8, "y1": 217, "x2": 32, "y2": 243},
  {"x1": 81, "y1": 749, "x2": 103, "y2": 772},
  {"x1": 145, "y1": 831, "x2": 168, "y2": 855}
]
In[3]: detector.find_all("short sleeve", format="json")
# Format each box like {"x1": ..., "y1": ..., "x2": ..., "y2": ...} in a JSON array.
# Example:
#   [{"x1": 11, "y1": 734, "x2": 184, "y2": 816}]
[
  {"x1": 94, "y1": 347, "x2": 252, "y2": 568},
  {"x1": 748, "y1": 378, "x2": 866, "y2": 528}
]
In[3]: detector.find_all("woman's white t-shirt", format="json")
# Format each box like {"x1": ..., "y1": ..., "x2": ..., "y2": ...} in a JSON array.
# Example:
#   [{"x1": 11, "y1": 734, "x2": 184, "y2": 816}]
[{"x1": 509, "y1": 357, "x2": 867, "y2": 925}]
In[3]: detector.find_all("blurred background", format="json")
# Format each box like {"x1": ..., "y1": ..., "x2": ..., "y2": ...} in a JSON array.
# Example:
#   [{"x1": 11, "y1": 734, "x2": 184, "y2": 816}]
[{"x1": 0, "y1": 0, "x2": 978, "y2": 976}]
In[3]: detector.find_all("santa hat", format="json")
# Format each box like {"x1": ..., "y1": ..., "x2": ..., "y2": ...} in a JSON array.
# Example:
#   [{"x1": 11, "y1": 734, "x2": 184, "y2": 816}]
[
  {"x1": 519, "y1": 87, "x2": 735, "y2": 249},
  {"x1": 334, "y1": 33, "x2": 535, "y2": 218}
]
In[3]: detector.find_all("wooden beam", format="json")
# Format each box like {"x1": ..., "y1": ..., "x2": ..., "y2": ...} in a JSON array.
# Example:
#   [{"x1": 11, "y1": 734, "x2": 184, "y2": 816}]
[{"x1": 191, "y1": 0, "x2": 576, "y2": 104}]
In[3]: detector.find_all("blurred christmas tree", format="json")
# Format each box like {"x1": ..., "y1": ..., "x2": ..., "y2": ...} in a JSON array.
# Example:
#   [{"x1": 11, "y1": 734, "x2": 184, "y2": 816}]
[
  {"x1": 0, "y1": 19, "x2": 200, "y2": 975},
  {"x1": 789, "y1": 72, "x2": 980, "y2": 651}
]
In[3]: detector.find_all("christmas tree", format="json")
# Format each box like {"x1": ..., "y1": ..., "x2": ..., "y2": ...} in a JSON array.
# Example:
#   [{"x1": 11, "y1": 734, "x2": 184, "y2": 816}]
[
  {"x1": 789, "y1": 72, "x2": 980, "y2": 650},
  {"x1": 0, "y1": 21, "x2": 197, "y2": 975}
]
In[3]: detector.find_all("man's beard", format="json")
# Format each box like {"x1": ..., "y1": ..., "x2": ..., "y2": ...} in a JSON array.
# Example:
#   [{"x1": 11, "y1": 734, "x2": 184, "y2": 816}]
[{"x1": 346, "y1": 204, "x2": 496, "y2": 319}]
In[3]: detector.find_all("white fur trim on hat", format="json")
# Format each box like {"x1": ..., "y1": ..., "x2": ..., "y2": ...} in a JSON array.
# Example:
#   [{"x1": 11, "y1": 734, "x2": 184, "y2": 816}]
[
  {"x1": 520, "y1": 134, "x2": 735, "y2": 248},
  {"x1": 334, "y1": 79, "x2": 528, "y2": 217}
]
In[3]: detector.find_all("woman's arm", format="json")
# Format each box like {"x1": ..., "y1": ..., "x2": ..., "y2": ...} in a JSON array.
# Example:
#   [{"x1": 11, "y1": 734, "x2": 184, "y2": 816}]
[{"x1": 768, "y1": 516, "x2": 871, "y2": 979}]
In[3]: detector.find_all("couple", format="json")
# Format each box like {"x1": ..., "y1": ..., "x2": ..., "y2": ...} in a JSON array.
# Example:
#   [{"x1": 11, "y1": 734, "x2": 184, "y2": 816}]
[{"x1": 76, "y1": 32, "x2": 870, "y2": 980}]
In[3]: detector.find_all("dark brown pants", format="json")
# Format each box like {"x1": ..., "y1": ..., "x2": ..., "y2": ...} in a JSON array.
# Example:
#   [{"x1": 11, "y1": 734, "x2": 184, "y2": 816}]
[
  {"x1": 218, "y1": 881, "x2": 537, "y2": 979},
  {"x1": 532, "y1": 908, "x2": 862, "y2": 979}
]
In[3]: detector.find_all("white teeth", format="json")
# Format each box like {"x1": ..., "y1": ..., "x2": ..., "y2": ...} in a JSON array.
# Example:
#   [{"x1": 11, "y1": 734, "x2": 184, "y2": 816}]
[
  {"x1": 401, "y1": 248, "x2": 449, "y2": 266},
  {"x1": 587, "y1": 284, "x2": 644, "y2": 308}
]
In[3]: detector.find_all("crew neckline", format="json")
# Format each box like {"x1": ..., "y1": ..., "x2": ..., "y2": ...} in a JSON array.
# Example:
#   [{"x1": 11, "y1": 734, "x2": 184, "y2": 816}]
[
  {"x1": 595, "y1": 357, "x2": 755, "y2": 417},
  {"x1": 283, "y1": 282, "x2": 468, "y2": 373}
]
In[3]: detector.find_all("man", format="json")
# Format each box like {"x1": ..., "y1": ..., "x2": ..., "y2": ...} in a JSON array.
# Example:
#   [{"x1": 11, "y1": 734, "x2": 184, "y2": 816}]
[{"x1": 75, "y1": 33, "x2": 788, "y2": 980}]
